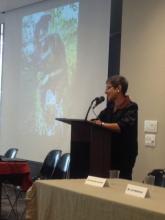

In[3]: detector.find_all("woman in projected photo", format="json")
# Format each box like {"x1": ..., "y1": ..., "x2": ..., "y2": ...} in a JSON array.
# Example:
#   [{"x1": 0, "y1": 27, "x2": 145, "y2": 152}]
[{"x1": 33, "y1": 14, "x2": 68, "y2": 136}]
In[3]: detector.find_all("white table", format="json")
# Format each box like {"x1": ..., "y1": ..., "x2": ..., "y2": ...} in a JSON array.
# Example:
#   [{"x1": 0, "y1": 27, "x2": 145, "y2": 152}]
[{"x1": 25, "y1": 178, "x2": 165, "y2": 220}]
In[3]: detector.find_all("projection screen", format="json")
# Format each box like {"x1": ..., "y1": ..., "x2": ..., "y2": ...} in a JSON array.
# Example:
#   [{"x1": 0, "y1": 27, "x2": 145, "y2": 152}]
[{"x1": 1, "y1": 0, "x2": 111, "y2": 161}]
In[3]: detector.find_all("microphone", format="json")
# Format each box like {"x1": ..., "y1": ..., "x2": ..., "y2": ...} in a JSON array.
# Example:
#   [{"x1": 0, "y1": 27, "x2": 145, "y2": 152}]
[
  {"x1": 85, "y1": 96, "x2": 105, "y2": 120},
  {"x1": 92, "y1": 96, "x2": 105, "y2": 109}
]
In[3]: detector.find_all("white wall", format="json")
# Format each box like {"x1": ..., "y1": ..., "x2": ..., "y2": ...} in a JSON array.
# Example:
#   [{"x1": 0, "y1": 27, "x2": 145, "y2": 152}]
[
  {"x1": 121, "y1": 0, "x2": 165, "y2": 181},
  {"x1": 0, "y1": 0, "x2": 111, "y2": 161}
]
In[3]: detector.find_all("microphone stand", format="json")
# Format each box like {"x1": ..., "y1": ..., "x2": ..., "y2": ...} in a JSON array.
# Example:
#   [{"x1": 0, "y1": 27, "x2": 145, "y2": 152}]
[{"x1": 85, "y1": 100, "x2": 95, "y2": 121}]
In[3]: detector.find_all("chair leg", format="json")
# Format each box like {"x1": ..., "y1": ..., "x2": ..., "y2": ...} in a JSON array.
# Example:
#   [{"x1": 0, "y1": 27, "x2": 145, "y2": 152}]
[
  {"x1": 3, "y1": 185, "x2": 19, "y2": 219},
  {"x1": 13, "y1": 189, "x2": 26, "y2": 220}
]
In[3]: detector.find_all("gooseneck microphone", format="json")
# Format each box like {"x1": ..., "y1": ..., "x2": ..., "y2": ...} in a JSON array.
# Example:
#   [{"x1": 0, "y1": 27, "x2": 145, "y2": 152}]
[
  {"x1": 85, "y1": 96, "x2": 105, "y2": 120},
  {"x1": 92, "y1": 96, "x2": 105, "y2": 109}
]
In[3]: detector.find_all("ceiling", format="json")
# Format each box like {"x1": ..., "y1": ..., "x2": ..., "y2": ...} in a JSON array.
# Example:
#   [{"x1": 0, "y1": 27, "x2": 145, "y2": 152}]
[{"x1": 0, "y1": 0, "x2": 46, "y2": 13}]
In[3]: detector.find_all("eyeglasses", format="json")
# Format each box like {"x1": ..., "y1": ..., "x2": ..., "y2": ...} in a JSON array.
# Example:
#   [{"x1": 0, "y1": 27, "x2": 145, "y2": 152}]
[{"x1": 105, "y1": 86, "x2": 114, "y2": 90}]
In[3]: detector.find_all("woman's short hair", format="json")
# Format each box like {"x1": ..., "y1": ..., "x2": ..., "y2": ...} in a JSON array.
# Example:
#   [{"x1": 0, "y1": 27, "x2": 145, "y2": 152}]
[{"x1": 106, "y1": 75, "x2": 128, "y2": 95}]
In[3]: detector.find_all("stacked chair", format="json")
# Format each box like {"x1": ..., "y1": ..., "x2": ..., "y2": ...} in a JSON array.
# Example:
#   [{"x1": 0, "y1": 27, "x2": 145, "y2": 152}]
[
  {"x1": 52, "y1": 153, "x2": 71, "y2": 179},
  {"x1": 4, "y1": 148, "x2": 18, "y2": 159},
  {"x1": 33, "y1": 149, "x2": 62, "y2": 180},
  {"x1": 32, "y1": 150, "x2": 70, "y2": 180}
]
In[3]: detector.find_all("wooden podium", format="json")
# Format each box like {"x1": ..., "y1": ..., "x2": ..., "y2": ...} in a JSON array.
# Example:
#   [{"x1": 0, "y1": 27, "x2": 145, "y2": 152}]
[{"x1": 56, "y1": 118, "x2": 112, "y2": 178}]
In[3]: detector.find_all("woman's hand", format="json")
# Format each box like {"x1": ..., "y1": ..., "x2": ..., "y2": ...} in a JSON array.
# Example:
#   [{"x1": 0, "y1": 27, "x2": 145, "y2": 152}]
[
  {"x1": 90, "y1": 119, "x2": 120, "y2": 132},
  {"x1": 90, "y1": 119, "x2": 102, "y2": 126}
]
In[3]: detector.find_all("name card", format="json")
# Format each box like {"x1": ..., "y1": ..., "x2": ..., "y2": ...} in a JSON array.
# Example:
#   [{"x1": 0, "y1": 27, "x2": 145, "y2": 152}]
[
  {"x1": 125, "y1": 184, "x2": 149, "y2": 198},
  {"x1": 85, "y1": 176, "x2": 109, "y2": 188}
]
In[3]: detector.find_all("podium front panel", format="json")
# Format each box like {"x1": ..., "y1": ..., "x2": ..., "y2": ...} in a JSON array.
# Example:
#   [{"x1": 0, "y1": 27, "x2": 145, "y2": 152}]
[
  {"x1": 90, "y1": 126, "x2": 112, "y2": 178},
  {"x1": 70, "y1": 122, "x2": 90, "y2": 178}
]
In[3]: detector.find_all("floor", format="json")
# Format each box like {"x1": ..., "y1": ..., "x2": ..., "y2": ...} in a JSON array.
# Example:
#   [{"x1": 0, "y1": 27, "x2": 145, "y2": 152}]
[{"x1": 0, "y1": 185, "x2": 26, "y2": 220}]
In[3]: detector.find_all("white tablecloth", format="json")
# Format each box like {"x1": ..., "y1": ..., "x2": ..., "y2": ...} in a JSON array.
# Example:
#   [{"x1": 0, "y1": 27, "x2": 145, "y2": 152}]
[{"x1": 25, "y1": 178, "x2": 165, "y2": 220}]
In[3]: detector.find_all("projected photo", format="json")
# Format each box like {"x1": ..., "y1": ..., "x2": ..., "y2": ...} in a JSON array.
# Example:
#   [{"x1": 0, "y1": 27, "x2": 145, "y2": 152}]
[{"x1": 22, "y1": 2, "x2": 79, "y2": 136}]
